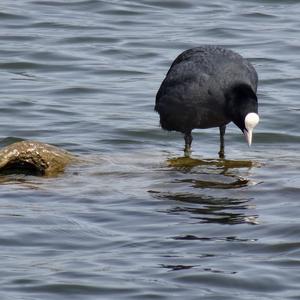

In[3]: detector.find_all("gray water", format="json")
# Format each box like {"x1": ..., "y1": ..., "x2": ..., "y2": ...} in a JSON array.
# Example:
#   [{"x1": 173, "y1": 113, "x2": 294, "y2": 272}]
[{"x1": 0, "y1": 0, "x2": 300, "y2": 299}]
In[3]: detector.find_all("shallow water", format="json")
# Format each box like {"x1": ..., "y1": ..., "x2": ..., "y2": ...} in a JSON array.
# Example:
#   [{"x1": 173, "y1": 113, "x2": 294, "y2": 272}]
[{"x1": 0, "y1": 0, "x2": 300, "y2": 299}]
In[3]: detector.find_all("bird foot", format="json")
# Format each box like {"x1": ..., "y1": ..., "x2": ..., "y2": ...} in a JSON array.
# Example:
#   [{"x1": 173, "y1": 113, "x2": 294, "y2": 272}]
[
  {"x1": 218, "y1": 150, "x2": 225, "y2": 159},
  {"x1": 184, "y1": 147, "x2": 192, "y2": 157}
]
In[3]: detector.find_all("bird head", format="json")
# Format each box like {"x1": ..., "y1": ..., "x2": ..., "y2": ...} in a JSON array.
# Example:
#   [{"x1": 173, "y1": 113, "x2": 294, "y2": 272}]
[
  {"x1": 225, "y1": 83, "x2": 259, "y2": 146},
  {"x1": 242, "y1": 112, "x2": 259, "y2": 146}
]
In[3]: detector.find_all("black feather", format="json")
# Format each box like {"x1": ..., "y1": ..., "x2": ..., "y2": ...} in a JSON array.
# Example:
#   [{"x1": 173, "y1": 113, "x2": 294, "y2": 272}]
[{"x1": 155, "y1": 45, "x2": 259, "y2": 155}]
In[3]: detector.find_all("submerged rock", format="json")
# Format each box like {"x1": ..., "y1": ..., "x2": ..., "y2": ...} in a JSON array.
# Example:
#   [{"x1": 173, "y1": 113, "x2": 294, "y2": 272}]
[
  {"x1": 167, "y1": 156, "x2": 256, "y2": 170},
  {"x1": 0, "y1": 141, "x2": 76, "y2": 176}
]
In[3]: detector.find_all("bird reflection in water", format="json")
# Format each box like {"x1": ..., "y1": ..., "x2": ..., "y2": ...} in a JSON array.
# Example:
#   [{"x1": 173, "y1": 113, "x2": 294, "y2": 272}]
[{"x1": 150, "y1": 156, "x2": 259, "y2": 225}]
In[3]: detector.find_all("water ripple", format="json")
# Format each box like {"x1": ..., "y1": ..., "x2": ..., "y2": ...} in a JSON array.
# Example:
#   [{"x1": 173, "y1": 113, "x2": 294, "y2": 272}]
[{"x1": 1, "y1": 0, "x2": 300, "y2": 299}]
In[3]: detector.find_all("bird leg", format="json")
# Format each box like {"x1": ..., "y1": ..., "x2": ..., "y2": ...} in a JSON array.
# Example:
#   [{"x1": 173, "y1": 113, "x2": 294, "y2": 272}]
[
  {"x1": 184, "y1": 132, "x2": 193, "y2": 157},
  {"x1": 218, "y1": 125, "x2": 226, "y2": 159}
]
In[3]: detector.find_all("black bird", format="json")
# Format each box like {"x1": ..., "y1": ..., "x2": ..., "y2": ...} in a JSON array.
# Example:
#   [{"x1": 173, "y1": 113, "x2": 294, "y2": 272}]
[{"x1": 155, "y1": 45, "x2": 259, "y2": 157}]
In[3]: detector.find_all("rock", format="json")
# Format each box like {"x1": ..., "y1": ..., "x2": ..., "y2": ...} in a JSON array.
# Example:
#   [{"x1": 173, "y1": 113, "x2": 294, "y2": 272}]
[{"x1": 0, "y1": 141, "x2": 76, "y2": 176}]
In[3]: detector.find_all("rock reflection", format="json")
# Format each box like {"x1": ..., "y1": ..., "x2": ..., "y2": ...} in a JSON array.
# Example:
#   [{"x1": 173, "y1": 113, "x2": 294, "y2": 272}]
[
  {"x1": 160, "y1": 264, "x2": 194, "y2": 271},
  {"x1": 150, "y1": 156, "x2": 259, "y2": 225},
  {"x1": 179, "y1": 177, "x2": 249, "y2": 189},
  {"x1": 160, "y1": 263, "x2": 237, "y2": 274},
  {"x1": 155, "y1": 192, "x2": 258, "y2": 225},
  {"x1": 173, "y1": 235, "x2": 257, "y2": 242}
]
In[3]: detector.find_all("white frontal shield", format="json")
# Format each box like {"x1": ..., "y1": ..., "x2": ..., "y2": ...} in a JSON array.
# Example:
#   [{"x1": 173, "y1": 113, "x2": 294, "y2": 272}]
[{"x1": 243, "y1": 113, "x2": 259, "y2": 146}]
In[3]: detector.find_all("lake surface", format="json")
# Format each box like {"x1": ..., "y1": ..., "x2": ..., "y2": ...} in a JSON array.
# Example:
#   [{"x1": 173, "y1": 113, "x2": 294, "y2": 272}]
[{"x1": 0, "y1": 0, "x2": 300, "y2": 299}]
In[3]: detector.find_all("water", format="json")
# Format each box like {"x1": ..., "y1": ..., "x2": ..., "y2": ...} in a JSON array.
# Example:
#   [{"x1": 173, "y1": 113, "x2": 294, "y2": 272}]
[{"x1": 0, "y1": 0, "x2": 300, "y2": 299}]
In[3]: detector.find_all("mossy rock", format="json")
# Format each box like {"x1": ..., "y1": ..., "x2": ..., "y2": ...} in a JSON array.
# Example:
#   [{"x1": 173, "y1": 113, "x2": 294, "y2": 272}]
[
  {"x1": 167, "y1": 157, "x2": 255, "y2": 169},
  {"x1": 0, "y1": 141, "x2": 76, "y2": 176}
]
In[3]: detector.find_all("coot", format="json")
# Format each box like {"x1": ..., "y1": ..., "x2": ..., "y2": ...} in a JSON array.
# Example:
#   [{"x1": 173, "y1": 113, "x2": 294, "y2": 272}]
[{"x1": 155, "y1": 45, "x2": 259, "y2": 157}]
